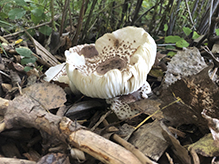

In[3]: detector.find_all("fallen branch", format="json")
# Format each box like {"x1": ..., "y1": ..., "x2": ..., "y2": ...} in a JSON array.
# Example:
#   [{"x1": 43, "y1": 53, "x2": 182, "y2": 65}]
[{"x1": 0, "y1": 96, "x2": 141, "y2": 164}]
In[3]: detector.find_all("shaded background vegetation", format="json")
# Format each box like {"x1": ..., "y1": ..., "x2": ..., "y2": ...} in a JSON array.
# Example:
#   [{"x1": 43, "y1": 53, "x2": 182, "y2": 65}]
[{"x1": 0, "y1": 0, "x2": 219, "y2": 49}]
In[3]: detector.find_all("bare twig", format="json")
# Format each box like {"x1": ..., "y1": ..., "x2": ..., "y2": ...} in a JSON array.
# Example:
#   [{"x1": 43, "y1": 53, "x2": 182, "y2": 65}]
[
  {"x1": 201, "y1": 45, "x2": 219, "y2": 68},
  {"x1": 118, "y1": 0, "x2": 129, "y2": 28},
  {"x1": 155, "y1": 0, "x2": 174, "y2": 35},
  {"x1": 189, "y1": 147, "x2": 200, "y2": 164},
  {"x1": 72, "y1": 0, "x2": 86, "y2": 46},
  {"x1": 0, "y1": 70, "x2": 10, "y2": 78},
  {"x1": 131, "y1": 0, "x2": 143, "y2": 25},
  {"x1": 191, "y1": 0, "x2": 199, "y2": 17},
  {"x1": 185, "y1": 0, "x2": 196, "y2": 30},
  {"x1": 197, "y1": 0, "x2": 219, "y2": 34},
  {"x1": 3, "y1": 16, "x2": 60, "y2": 39},
  {"x1": 82, "y1": 0, "x2": 98, "y2": 41},
  {"x1": 196, "y1": 33, "x2": 207, "y2": 47},
  {"x1": 59, "y1": 0, "x2": 70, "y2": 36},
  {"x1": 50, "y1": 0, "x2": 55, "y2": 30}
]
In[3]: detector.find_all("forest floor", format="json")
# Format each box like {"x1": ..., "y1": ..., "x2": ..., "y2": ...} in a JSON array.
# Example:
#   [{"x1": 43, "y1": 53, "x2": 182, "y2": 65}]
[{"x1": 0, "y1": 26, "x2": 219, "y2": 164}]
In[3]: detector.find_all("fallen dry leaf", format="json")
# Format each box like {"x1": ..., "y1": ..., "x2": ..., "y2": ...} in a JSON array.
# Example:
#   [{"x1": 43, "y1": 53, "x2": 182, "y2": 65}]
[
  {"x1": 130, "y1": 98, "x2": 163, "y2": 120},
  {"x1": 23, "y1": 82, "x2": 66, "y2": 110},
  {"x1": 159, "y1": 66, "x2": 219, "y2": 132},
  {"x1": 202, "y1": 109, "x2": 219, "y2": 147}
]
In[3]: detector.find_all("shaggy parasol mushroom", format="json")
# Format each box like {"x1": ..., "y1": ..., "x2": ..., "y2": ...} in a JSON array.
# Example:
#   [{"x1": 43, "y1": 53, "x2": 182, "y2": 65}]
[
  {"x1": 65, "y1": 26, "x2": 157, "y2": 120},
  {"x1": 66, "y1": 26, "x2": 156, "y2": 98}
]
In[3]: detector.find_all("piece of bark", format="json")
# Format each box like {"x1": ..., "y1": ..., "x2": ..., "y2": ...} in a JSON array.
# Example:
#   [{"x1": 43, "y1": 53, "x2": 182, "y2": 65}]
[
  {"x1": 0, "y1": 95, "x2": 141, "y2": 164},
  {"x1": 129, "y1": 120, "x2": 169, "y2": 161},
  {"x1": 23, "y1": 149, "x2": 41, "y2": 162}
]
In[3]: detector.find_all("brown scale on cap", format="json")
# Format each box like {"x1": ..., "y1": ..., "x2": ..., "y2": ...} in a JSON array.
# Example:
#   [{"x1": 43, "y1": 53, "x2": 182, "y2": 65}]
[
  {"x1": 79, "y1": 45, "x2": 99, "y2": 58},
  {"x1": 96, "y1": 57, "x2": 127, "y2": 75}
]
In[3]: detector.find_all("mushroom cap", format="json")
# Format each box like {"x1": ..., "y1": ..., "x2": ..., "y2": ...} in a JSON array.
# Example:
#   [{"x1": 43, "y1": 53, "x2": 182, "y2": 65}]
[{"x1": 65, "y1": 26, "x2": 156, "y2": 99}]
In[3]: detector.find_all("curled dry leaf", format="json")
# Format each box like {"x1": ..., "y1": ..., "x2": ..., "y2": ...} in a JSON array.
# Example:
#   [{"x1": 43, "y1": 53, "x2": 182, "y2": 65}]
[
  {"x1": 202, "y1": 109, "x2": 219, "y2": 147},
  {"x1": 22, "y1": 82, "x2": 66, "y2": 110}
]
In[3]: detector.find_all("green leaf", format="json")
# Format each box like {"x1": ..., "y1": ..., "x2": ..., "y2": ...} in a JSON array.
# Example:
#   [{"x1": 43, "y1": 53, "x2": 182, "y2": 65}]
[
  {"x1": 165, "y1": 35, "x2": 182, "y2": 43},
  {"x1": 39, "y1": 25, "x2": 52, "y2": 36},
  {"x1": 176, "y1": 39, "x2": 189, "y2": 48},
  {"x1": 31, "y1": 13, "x2": 41, "y2": 24},
  {"x1": 31, "y1": 8, "x2": 43, "y2": 17},
  {"x1": 8, "y1": 8, "x2": 26, "y2": 20},
  {"x1": 0, "y1": 20, "x2": 13, "y2": 28},
  {"x1": 167, "y1": 51, "x2": 177, "y2": 57},
  {"x1": 164, "y1": 24, "x2": 168, "y2": 32},
  {"x1": 0, "y1": 12, "x2": 8, "y2": 19},
  {"x1": 216, "y1": 29, "x2": 219, "y2": 36},
  {"x1": 14, "y1": 0, "x2": 27, "y2": 6},
  {"x1": 21, "y1": 57, "x2": 37, "y2": 65},
  {"x1": 166, "y1": 45, "x2": 176, "y2": 49},
  {"x1": 183, "y1": 27, "x2": 192, "y2": 36},
  {"x1": 30, "y1": 8, "x2": 46, "y2": 24},
  {"x1": 192, "y1": 31, "x2": 200, "y2": 39},
  {"x1": 15, "y1": 47, "x2": 32, "y2": 58},
  {"x1": 24, "y1": 66, "x2": 33, "y2": 72},
  {"x1": 0, "y1": 0, "x2": 13, "y2": 4},
  {"x1": 27, "y1": 29, "x2": 36, "y2": 36}
]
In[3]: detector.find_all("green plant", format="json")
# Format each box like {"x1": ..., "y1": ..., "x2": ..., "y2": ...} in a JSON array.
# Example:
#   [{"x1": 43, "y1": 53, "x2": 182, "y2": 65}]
[
  {"x1": 163, "y1": 26, "x2": 200, "y2": 57},
  {"x1": 216, "y1": 28, "x2": 219, "y2": 36},
  {"x1": 15, "y1": 47, "x2": 37, "y2": 72},
  {"x1": 164, "y1": 26, "x2": 200, "y2": 48},
  {"x1": 0, "y1": 0, "x2": 52, "y2": 35}
]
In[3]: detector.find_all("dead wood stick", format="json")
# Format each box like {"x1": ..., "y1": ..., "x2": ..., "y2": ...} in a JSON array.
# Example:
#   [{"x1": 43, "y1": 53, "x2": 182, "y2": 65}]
[
  {"x1": 0, "y1": 95, "x2": 141, "y2": 164},
  {"x1": 0, "y1": 157, "x2": 36, "y2": 164},
  {"x1": 189, "y1": 147, "x2": 200, "y2": 164}
]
